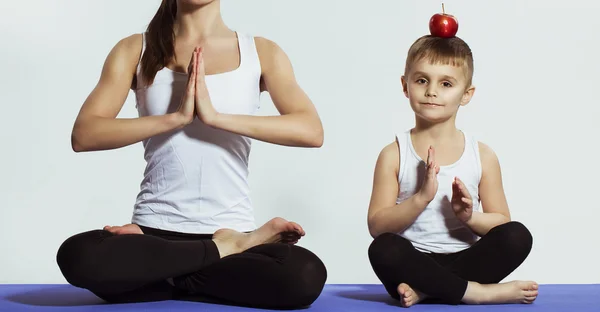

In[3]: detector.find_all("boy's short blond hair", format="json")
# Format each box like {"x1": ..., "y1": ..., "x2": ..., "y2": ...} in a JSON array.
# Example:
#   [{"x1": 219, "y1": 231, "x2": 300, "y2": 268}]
[{"x1": 404, "y1": 35, "x2": 474, "y2": 87}]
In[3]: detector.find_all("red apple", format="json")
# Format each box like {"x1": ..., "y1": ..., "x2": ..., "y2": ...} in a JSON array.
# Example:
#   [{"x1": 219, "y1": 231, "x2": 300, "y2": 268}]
[{"x1": 429, "y1": 9, "x2": 458, "y2": 38}]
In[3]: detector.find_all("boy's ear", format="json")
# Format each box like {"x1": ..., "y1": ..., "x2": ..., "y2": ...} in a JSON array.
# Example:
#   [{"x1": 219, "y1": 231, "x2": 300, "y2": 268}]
[
  {"x1": 401, "y1": 76, "x2": 409, "y2": 98},
  {"x1": 460, "y1": 85, "x2": 476, "y2": 106}
]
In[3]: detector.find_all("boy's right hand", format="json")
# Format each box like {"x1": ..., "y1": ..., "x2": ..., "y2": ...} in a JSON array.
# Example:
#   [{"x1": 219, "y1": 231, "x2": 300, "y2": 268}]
[
  {"x1": 174, "y1": 48, "x2": 199, "y2": 127},
  {"x1": 417, "y1": 146, "x2": 440, "y2": 204}
]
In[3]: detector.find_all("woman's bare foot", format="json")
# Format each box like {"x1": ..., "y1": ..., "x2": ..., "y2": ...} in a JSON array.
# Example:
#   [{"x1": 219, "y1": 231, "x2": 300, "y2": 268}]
[
  {"x1": 397, "y1": 283, "x2": 426, "y2": 308},
  {"x1": 212, "y1": 217, "x2": 305, "y2": 258},
  {"x1": 463, "y1": 280, "x2": 539, "y2": 304},
  {"x1": 103, "y1": 224, "x2": 144, "y2": 235}
]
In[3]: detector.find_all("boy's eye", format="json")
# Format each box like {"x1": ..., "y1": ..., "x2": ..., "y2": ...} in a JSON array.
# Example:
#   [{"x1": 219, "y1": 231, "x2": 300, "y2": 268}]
[
  {"x1": 416, "y1": 78, "x2": 427, "y2": 84},
  {"x1": 442, "y1": 82, "x2": 453, "y2": 87}
]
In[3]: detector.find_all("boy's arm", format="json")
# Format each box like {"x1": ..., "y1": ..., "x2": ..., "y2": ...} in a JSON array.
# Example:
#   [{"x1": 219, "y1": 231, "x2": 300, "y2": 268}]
[
  {"x1": 464, "y1": 142, "x2": 511, "y2": 236},
  {"x1": 367, "y1": 141, "x2": 429, "y2": 238}
]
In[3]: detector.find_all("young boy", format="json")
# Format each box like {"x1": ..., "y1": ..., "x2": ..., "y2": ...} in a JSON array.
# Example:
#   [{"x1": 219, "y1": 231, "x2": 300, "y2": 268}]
[{"x1": 367, "y1": 35, "x2": 538, "y2": 307}]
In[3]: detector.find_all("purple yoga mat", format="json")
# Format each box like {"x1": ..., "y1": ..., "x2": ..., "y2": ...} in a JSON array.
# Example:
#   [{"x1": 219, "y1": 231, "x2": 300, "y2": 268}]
[{"x1": 1, "y1": 284, "x2": 598, "y2": 311}]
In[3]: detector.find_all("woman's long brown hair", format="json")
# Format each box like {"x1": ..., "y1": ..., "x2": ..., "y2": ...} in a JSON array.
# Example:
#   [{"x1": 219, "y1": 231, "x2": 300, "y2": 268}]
[{"x1": 140, "y1": 0, "x2": 177, "y2": 86}]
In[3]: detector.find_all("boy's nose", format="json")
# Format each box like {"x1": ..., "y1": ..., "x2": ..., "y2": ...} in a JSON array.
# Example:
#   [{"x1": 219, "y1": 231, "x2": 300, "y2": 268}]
[{"x1": 425, "y1": 86, "x2": 437, "y2": 97}]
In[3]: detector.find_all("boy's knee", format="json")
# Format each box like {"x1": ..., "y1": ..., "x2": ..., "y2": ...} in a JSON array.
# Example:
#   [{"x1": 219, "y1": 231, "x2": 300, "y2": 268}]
[
  {"x1": 369, "y1": 233, "x2": 397, "y2": 257},
  {"x1": 368, "y1": 233, "x2": 412, "y2": 269},
  {"x1": 492, "y1": 221, "x2": 533, "y2": 256}
]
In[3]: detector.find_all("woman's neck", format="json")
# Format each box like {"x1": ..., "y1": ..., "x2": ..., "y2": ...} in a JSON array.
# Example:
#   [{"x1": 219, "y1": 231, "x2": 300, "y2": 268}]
[{"x1": 174, "y1": 0, "x2": 229, "y2": 40}]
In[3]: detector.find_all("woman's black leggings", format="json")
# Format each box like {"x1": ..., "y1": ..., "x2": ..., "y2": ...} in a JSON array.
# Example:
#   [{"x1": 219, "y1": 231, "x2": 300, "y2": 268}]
[
  {"x1": 56, "y1": 225, "x2": 327, "y2": 309},
  {"x1": 368, "y1": 221, "x2": 533, "y2": 305}
]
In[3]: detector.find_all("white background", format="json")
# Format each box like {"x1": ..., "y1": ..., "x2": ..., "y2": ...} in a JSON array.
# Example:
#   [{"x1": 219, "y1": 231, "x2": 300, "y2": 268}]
[{"x1": 1, "y1": 0, "x2": 599, "y2": 284}]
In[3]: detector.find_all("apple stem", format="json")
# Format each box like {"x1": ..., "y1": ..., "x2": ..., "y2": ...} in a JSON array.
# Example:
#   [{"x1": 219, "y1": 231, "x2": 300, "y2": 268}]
[{"x1": 442, "y1": 3, "x2": 445, "y2": 14}]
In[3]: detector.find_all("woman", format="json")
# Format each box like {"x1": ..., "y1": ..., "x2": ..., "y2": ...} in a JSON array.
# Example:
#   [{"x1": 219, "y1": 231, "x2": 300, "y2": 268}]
[{"x1": 57, "y1": 0, "x2": 327, "y2": 309}]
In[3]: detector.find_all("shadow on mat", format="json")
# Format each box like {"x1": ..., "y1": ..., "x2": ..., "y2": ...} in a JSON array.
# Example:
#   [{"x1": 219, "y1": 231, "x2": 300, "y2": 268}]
[
  {"x1": 333, "y1": 290, "x2": 401, "y2": 307},
  {"x1": 7, "y1": 285, "x2": 105, "y2": 306},
  {"x1": 176, "y1": 294, "x2": 311, "y2": 310},
  {"x1": 335, "y1": 289, "x2": 447, "y2": 307}
]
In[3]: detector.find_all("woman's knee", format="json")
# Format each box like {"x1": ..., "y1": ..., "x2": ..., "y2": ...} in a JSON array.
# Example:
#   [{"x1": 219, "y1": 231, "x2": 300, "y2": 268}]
[
  {"x1": 56, "y1": 230, "x2": 107, "y2": 287},
  {"x1": 281, "y1": 246, "x2": 327, "y2": 308}
]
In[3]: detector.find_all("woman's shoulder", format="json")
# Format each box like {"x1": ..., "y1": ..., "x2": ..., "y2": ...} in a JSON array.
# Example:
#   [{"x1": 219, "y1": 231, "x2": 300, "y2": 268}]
[
  {"x1": 251, "y1": 36, "x2": 293, "y2": 75},
  {"x1": 100, "y1": 33, "x2": 144, "y2": 66},
  {"x1": 99, "y1": 33, "x2": 144, "y2": 67},
  {"x1": 254, "y1": 36, "x2": 285, "y2": 58},
  {"x1": 113, "y1": 33, "x2": 144, "y2": 59},
  {"x1": 97, "y1": 34, "x2": 144, "y2": 86}
]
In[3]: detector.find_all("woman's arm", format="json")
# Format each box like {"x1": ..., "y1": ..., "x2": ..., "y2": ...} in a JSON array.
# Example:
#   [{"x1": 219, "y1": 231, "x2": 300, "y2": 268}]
[
  {"x1": 71, "y1": 34, "x2": 190, "y2": 152},
  {"x1": 207, "y1": 38, "x2": 323, "y2": 148}
]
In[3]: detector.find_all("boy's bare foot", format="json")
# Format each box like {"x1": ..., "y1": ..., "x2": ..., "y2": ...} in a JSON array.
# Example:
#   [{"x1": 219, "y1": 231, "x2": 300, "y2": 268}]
[
  {"x1": 463, "y1": 280, "x2": 539, "y2": 304},
  {"x1": 212, "y1": 217, "x2": 305, "y2": 258},
  {"x1": 397, "y1": 283, "x2": 426, "y2": 307},
  {"x1": 103, "y1": 224, "x2": 144, "y2": 235}
]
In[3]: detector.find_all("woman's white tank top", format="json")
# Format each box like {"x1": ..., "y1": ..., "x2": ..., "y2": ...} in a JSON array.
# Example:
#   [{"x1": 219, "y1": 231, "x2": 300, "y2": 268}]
[{"x1": 131, "y1": 32, "x2": 261, "y2": 234}]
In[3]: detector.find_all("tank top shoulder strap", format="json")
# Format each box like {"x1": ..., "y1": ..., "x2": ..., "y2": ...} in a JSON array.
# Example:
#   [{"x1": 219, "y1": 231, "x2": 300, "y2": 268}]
[
  {"x1": 395, "y1": 129, "x2": 412, "y2": 183},
  {"x1": 134, "y1": 32, "x2": 147, "y2": 90},
  {"x1": 139, "y1": 32, "x2": 147, "y2": 66},
  {"x1": 461, "y1": 130, "x2": 483, "y2": 181},
  {"x1": 236, "y1": 32, "x2": 261, "y2": 74}
]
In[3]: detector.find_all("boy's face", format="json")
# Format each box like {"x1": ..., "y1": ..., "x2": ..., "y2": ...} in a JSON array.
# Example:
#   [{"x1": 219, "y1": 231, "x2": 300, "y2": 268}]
[{"x1": 402, "y1": 58, "x2": 475, "y2": 122}]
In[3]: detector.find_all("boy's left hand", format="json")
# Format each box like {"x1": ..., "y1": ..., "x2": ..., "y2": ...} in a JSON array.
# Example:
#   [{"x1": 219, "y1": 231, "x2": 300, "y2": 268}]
[{"x1": 451, "y1": 177, "x2": 473, "y2": 223}]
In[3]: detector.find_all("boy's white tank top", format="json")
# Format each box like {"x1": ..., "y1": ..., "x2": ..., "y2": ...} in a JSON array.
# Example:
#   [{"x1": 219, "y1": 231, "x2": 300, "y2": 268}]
[
  {"x1": 131, "y1": 32, "x2": 261, "y2": 234},
  {"x1": 396, "y1": 129, "x2": 483, "y2": 254}
]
